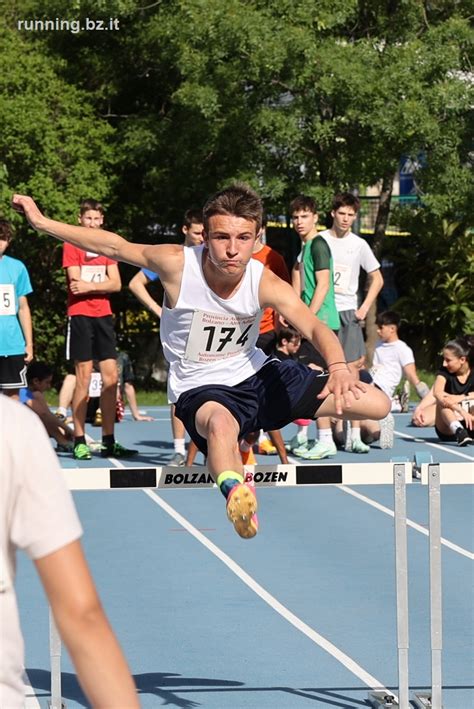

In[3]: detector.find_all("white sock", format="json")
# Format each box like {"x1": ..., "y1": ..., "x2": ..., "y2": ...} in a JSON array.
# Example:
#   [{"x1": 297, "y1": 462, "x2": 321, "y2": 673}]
[
  {"x1": 258, "y1": 430, "x2": 267, "y2": 443},
  {"x1": 351, "y1": 428, "x2": 362, "y2": 442},
  {"x1": 174, "y1": 438, "x2": 186, "y2": 455},
  {"x1": 318, "y1": 428, "x2": 334, "y2": 444},
  {"x1": 240, "y1": 439, "x2": 252, "y2": 452},
  {"x1": 56, "y1": 406, "x2": 67, "y2": 417},
  {"x1": 449, "y1": 421, "x2": 462, "y2": 434},
  {"x1": 297, "y1": 425, "x2": 308, "y2": 437}
]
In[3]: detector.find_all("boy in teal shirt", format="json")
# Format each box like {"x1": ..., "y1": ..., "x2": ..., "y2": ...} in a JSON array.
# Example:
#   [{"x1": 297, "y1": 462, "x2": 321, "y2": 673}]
[{"x1": 0, "y1": 220, "x2": 33, "y2": 397}]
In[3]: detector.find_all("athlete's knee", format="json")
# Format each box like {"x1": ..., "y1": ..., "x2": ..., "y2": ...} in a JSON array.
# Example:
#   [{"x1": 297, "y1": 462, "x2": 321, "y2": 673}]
[
  {"x1": 101, "y1": 372, "x2": 118, "y2": 389},
  {"x1": 367, "y1": 387, "x2": 391, "y2": 418},
  {"x1": 196, "y1": 402, "x2": 239, "y2": 439}
]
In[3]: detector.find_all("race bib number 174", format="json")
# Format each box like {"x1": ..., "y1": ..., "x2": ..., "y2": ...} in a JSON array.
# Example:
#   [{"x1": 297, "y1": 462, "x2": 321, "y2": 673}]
[{"x1": 184, "y1": 310, "x2": 260, "y2": 363}]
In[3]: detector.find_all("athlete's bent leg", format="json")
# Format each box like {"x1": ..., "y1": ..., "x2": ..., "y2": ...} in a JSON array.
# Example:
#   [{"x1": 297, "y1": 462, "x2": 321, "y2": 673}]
[
  {"x1": 195, "y1": 401, "x2": 258, "y2": 539},
  {"x1": 315, "y1": 385, "x2": 391, "y2": 421}
]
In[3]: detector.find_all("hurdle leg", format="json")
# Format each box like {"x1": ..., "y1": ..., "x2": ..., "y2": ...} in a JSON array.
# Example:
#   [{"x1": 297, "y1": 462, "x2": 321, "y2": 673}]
[
  {"x1": 394, "y1": 463, "x2": 410, "y2": 708},
  {"x1": 368, "y1": 463, "x2": 410, "y2": 708},
  {"x1": 48, "y1": 606, "x2": 66, "y2": 709},
  {"x1": 413, "y1": 463, "x2": 443, "y2": 709}
]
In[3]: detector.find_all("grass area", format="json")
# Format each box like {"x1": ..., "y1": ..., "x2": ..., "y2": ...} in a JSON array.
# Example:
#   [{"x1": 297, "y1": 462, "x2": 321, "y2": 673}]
[{"x1": 400, "y1": 369, "x2": 436, "y2": 401}]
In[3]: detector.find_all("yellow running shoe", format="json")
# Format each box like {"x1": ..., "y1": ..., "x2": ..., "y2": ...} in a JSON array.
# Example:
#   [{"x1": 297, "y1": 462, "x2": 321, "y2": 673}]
[
  {"x1": 226, "y1": 483, "x2": 258, "y2": 539},
  {"x1": 258, "y1": 438, "x2": 277, "y2": 455}
]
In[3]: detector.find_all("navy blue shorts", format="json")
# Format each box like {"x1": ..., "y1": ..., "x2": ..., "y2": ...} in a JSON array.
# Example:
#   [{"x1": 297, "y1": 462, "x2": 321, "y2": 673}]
[{"x1": 175, "y1": 359, "x2": 329, "y2": 455}]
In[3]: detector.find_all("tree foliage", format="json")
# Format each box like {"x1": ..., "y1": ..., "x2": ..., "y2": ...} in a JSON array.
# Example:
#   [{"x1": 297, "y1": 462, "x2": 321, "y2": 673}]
[{"x1": 2, "y1": 0, "x2": 472, "y2": 373}]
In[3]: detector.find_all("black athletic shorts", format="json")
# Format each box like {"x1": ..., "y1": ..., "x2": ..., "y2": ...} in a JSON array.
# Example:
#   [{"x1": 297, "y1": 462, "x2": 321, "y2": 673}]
[
  {"x1": 0, "y1": 354, "x2": 27, "y2": 389},
  {"x1": 66, "y1": 315, "x2": 117, "y2": 362},
  {"x1": 434, "y1": 426, "x2": 456, "y2": 442},
  {"x1": 175, "y1": 358, "x2": 329, "y2": 455}
]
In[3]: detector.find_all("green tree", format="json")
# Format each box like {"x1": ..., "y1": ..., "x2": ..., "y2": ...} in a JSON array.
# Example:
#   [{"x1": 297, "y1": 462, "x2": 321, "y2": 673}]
[
  {"x1": 3, "y1": 0, "x2": 472, "y2": 371},
  {"x1": 0, "y1": 24, "x2": 115, "y2": 374}
]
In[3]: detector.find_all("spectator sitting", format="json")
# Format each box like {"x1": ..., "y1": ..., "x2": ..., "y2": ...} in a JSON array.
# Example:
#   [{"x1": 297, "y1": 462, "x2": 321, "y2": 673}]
[
  {"x1": 370, "y1": 311, "x2": 430, "y2": 407},
  {"x1": 433, "y1": 335, "x2": 474, "y2": 446},
  {"x1": 272, "y1": 326, "x2": 302, "y2": 361},
  {"x1": 411, "y1": 387, "x2": 436, "y2": 427},
  {"x1": 116, "y1": 350, "x2": 154, "y2": 421},
  {"x1": 19, "y1": 361, "x2": 75, "y2": 451}
]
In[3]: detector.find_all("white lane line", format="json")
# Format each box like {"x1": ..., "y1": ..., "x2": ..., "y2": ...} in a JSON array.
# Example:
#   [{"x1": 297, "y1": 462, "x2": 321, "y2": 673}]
[
  {"x1": 394, "y1": 430, "x2": 474, "y2": 461},
  {"x1": 143, "y1": 488, "x2": 395, "y2": 698},
  {"x1": 339, "y1": 485, "x2": 474, "y2": 560},
  {"x1": 287, "y1": 453, "x2": 473, "y2": 559}
]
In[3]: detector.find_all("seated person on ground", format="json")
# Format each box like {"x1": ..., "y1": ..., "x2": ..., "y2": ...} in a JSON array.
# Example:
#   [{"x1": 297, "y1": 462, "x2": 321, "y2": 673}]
[
  {"x1": 411, "y1": 387, "x2": 436, "y2": 427},
  {"x1": 370, "y1": 311, "x2": 430, "y2": 408},
  {"x1": 19, "y1": 361, "x2": 74, "y2": 451},
  {"x1": 432, "y1": 335, "x2": 474, "y2": 447}
]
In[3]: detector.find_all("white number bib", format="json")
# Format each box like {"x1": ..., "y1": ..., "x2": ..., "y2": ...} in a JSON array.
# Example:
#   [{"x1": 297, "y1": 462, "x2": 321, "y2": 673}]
[
  {"x1": 184, "y1": 310, "x2": 260, "y2": 363},
  {"x1": 88, "y1": 372, "x2": 102, "y2": 397},
  {"x1": 333, "y1": 262, "x2": 351, "y2": 294},
  {"x1": 0, "y1": 284, "x2": 15, "y2": 316},
  {"x1": 81, "y1": 265, "x2": 106, "y2": 283}
]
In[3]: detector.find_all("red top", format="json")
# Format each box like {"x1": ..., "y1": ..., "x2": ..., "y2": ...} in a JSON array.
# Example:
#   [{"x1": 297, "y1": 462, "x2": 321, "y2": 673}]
[
  {"x1": 63, "y1": 244, "x2": 117, "y2": 317},
  {"x1": 252, "y1": 244, "x2": 291, "y2": 334}
]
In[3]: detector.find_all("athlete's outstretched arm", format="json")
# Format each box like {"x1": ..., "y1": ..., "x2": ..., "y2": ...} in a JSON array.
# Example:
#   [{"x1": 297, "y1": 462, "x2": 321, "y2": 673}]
[
  {"x1": 12, "y1": 194, "x2": 179, "y2": 279},
  {"x1": 260, "y1": 269, "x2": 365, "y2": 414}
]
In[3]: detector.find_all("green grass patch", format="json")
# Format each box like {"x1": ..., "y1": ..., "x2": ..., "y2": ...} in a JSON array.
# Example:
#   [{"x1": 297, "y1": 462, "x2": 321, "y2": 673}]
[{"x1": 44, "y1": 387, "x2": 168, "y2": 407}]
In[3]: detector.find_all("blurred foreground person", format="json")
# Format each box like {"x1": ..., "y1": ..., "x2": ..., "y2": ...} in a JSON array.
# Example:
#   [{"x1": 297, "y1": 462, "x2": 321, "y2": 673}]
[{"x1": 0, "y1": 395, "x2": 139, "y2": 708}]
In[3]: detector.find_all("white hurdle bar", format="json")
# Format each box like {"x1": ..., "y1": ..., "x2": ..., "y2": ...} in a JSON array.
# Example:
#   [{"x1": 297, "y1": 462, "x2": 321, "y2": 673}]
[
  {"x1": 60, "y1": 461, "x2": 412, "y2": 490},
  {"x1": 47, "y1": 462, "x2": 472, "y2": 709}
]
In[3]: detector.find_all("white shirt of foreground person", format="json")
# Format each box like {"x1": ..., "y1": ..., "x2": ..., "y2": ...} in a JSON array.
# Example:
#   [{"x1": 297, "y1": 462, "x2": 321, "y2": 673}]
[{"x1": 0, "y1": 395, "x2": 82, "y2": 707}]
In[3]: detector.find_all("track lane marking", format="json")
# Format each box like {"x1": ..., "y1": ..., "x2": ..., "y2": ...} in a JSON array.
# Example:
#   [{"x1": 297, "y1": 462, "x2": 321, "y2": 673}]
[
  {"x1": 394, "y1": 430, "x2": 474, "y2": 461},
  {"x1": 143, "y1": 487, "x2": 396, "y2": 699},
  {"x1": 338, "y1": 486, "x2": 473, "y2": 560}
]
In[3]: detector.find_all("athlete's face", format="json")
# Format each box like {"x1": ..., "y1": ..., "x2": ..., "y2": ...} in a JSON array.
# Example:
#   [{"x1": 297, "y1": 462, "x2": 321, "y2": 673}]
[
  {"x1": 442, "y1": 348, "x2": 466, "y2": 374},
  {"x1": 79, "y1": 209, "x2": 104, "y2": 229},
  {"x1": 204, "y1": 215, "x2": 258, "y2": 276},
  {"x1": 183, "y1": 222, "x2": 204, "y2": 246},
  {"x1": 331, "y1": 206, "x2": 357, "y2": 233},
  {"x1": 0, "y1": 237, "x2": 11, "y2": 257},
  {"x1": 292, "y1": 209, "x2": 318, "y2": 240},
  {"x1": 30, "y1": 375, "x2": 53, "y2": 393},
  {"x1": 376, "y1": 323, "x2": 396, "y2": 342}
]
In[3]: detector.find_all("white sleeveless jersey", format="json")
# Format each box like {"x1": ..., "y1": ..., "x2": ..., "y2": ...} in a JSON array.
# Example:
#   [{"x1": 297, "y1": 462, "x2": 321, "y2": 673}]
[{"x1": 160, "y1": 245, "x2": 268, "y2": 402}]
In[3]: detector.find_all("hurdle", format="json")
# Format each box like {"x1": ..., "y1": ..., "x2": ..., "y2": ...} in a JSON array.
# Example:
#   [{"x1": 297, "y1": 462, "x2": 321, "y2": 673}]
[{"x1": 45, "y1": 461, "x2": 472, "y2": 709}]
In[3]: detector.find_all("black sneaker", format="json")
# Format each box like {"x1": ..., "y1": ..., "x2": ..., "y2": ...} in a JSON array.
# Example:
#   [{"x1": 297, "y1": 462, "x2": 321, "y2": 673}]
[
  {"x1": 455, "y1": 428, "x2": 473, "y2": 446},
  {"x1": 101, "y1": 441, "x2": 138, "y2": 458}
]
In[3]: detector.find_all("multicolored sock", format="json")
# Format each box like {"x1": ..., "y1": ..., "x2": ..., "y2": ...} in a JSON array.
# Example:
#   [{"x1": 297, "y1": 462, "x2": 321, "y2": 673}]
[{"x1": 216, "y1": 470, "x2": 244, "y2": 499}]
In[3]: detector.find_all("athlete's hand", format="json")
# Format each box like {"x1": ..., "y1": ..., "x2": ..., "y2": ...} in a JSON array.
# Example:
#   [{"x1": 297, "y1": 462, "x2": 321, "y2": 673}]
[
  {"x1": 69, "y1": 278, "x2": 91, "y2": 295},
  {"x1": 354, "y1": 306, "x2": 368, "y2": 321},
  {"x1": 133, "y1": 413, "x2": 155, "y2": 422},
  {"x1": 24, "y1": 344, "x2": 34, "y2": 364},
  {"x1": 11, "y1": 195, "x2": 46, "y2": 230},
  {"x1": 318, "y1": 367, "x2": 366, "y2": 415},
  {"x1": 412, "y1": 407, "x2": 425, "y2": 426}
]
